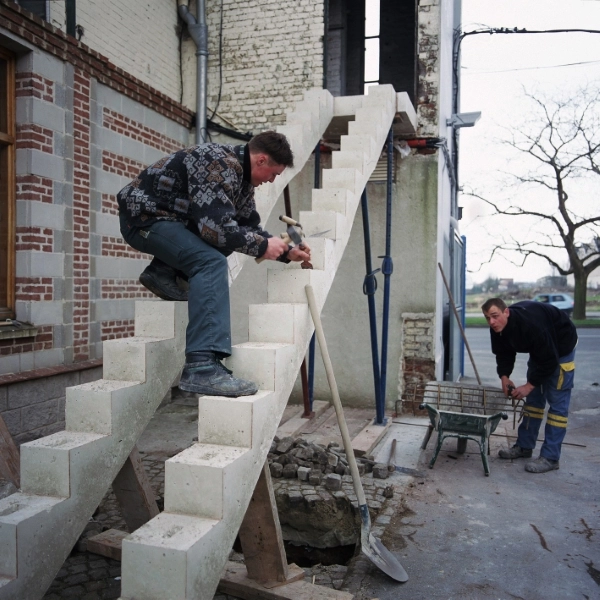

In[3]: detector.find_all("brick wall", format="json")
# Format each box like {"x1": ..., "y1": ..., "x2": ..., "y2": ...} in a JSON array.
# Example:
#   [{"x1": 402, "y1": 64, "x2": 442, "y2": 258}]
[
  {"x1": 417, "y1": 0, "x2": 440, "y2": 136},
  {"x1": 0, "y1": 0, "x2": 191, "y2": 440},
  {"x1": 398, "y1": 312, "x2": 436, "y2": 413},
  {"x1": 195, "y1": 0, "x2": 324, "y2": 132},
  {"x1": 49, "y1": 0, "x2": 181, "y2": 102}
]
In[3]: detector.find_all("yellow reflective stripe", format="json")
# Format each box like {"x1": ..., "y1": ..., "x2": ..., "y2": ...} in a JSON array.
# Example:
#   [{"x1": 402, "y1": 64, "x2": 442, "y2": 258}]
[
  {"x1": 523, "y1": 410, "x2": 544, "y2": 420},
  {"x1": 557, "y1": 360, "x2": 575, "y2": 390},
  {"x1": 547, "y1": 416, "x2": 568, "y2": 428},
  {"x1": 548, "y1": 414, "x2": 568, "y2": 423},
  {"x1": 524, "y1": 406, "x2": 545, "y2": 416}
]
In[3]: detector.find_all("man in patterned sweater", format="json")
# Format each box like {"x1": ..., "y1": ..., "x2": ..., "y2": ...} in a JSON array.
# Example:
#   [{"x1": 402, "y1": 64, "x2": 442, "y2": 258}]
[
  {"x1": 482, "y1": 298, "x2": 577, "y2": 473},
  {"x1": 118, "y1": 131, "x2": 310, "y2": 397}
]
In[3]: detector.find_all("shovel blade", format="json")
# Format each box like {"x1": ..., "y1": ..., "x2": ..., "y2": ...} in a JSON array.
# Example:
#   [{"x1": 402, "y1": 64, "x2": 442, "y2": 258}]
[{"x1": 362, "y1": 532, "x2": 408, "y2": 582}]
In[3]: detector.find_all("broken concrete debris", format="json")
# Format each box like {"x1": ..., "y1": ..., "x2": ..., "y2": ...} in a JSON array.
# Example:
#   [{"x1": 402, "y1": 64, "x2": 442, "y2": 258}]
[{"x1": 268, "y1": 436, "x2": 390, "y2": 481}]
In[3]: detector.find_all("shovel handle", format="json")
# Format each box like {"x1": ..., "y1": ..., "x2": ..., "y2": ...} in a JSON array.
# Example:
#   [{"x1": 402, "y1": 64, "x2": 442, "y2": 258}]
[{"x1": 305, "y1": 285, "x2": 367, "y2": 507}]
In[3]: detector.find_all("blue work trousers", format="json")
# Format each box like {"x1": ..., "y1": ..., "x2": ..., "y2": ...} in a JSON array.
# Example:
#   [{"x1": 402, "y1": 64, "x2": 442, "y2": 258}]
[
  {"x1": 120, "y1": 216, "x2": 232, "y2": 357},
  {"x1": 517, "y1": 348, "x2": 575, "y2": 461}
]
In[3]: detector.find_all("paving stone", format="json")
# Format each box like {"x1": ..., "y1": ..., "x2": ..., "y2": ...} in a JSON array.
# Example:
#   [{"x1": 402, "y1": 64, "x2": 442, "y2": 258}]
[
  {"x1": 269, "y1": 462, "x2": 283, "y2": 478},
  {"x1": 325, "y1": 473, "x2": 342, "y2": 491},
  {"x1": 372, "y1": 463, "x2": 390, "y2": 479},
  {"x1": 288, "y1": 491, "x2": 303, "y2": 505},
  {"x1": 297, "y1": 466, "x2": 310, "y2": 481},
  {"x1": 282, "y1": 463, "x2": 298, "y2": 478}
]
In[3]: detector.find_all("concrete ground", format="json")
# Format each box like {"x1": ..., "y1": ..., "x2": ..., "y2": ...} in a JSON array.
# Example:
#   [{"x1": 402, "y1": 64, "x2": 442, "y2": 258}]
[{"x1": 347, "y1": 385, "x2": 600, "y2": 600}]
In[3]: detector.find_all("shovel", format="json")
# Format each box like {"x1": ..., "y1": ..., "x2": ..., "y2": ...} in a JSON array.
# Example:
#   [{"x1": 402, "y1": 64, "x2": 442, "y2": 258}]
[{"x1": 305, "y1": 285, "x2": 408, "y2": 582}]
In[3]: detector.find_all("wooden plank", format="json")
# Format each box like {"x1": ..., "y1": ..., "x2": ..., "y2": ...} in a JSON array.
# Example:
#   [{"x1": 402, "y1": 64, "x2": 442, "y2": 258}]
[
  {"x1": 276, "y1": 400, "x2": 330, "y2": 439},
  {"x1": 111, "y1": 446, "x2": 159, "y2": 532},
  {"x1": 218, "y1": 562, "x2": 354, "y2": 600},
  {"x1": 86, "y1": 529, "x2": 128, "y2": 561},
  {"x1": 238, "y1": 462, "x2": 289, "y2": 584},
  {"x1": 351, "y1": 418, "x2": 391, "y2": 457},
  {"x1": 0, "y1": 412, "x2": 20, "y2": 488}
]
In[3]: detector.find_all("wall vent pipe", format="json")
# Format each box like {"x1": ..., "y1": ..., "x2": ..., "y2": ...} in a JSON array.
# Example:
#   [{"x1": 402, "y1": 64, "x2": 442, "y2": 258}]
[{"x1": 178, "y1": 0, "x2": 208, "y2": 144}]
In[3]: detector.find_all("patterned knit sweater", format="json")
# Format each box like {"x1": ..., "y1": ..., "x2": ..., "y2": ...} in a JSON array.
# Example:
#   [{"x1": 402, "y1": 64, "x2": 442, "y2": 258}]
[{"x1": 117, "y1": 143, "x2": 272, "y2": 257}]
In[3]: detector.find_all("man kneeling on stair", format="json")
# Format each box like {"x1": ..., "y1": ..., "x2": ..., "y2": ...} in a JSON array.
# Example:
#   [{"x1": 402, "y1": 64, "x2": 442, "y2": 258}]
[
  {"x1": 117, "y1": 131, "x2": 311, "y2": 397},
  {"x1": 482, "y1": 298, "x2": 577, "y2": 473}
]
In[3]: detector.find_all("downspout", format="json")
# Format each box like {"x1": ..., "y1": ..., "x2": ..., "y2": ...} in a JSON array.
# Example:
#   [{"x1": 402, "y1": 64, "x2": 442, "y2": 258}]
[{"x1": 178, "y1": 0, "x2": 209, "y2": 144}]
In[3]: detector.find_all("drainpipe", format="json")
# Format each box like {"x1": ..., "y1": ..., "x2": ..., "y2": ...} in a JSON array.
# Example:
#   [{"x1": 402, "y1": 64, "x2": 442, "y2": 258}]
[{"x1": 178, "y1": 0, "x2": 209, "y2": 144}]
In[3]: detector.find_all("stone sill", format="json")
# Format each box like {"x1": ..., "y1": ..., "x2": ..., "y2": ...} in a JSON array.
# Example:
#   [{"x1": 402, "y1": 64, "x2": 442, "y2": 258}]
[
  {"x1": 0, "y1": 321, "x2": 38, "y2": 340},
  {"x1": 0, "y1": 359, "x2": 103, "y2": 387}
]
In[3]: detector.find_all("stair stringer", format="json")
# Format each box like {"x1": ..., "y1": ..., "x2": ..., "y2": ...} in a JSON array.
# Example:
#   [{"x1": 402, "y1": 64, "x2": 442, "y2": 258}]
[
  {"x1": 119, "y1": 84, "x2": 399, "y2": 600},
  {"x1": 226, "y1": 88, "x2": 334, "y2": 284},
  {"x1": 0, "y1": 301, "x2": 188, "y2": 600}
]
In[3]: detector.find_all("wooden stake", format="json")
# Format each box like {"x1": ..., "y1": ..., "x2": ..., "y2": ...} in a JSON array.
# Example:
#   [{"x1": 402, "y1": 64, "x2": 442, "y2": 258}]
[
  {"x1": 0, "y1": 412, "x2": 20, "y2": 488},
  {"x1": 112, "y1": 446, "x2": 159, "y2": 532},
  {"x1": 238, "y1": 461, "x2": 289, "y2": 585}
]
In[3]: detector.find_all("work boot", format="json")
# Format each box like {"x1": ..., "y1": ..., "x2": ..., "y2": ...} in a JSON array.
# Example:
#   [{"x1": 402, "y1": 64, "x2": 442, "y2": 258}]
[
  {"x1": 139, "y1": 259, "x2": 188, "y2": 301},
  {"x1": 178, "y1": 352, "x2": 258, "y2": 397},
  {"x1": 498, "y1": 444, "x2": 533, "y2": 459},
  {"x1": 525, "y1": 456, "x2": 559, "y2": 473}
]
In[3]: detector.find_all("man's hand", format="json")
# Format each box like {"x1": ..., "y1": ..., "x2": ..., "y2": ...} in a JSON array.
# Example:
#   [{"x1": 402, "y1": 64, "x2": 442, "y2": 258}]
[
  {"x1": 511, "y1": 382, "x2": 535, "y2": 401},
  {"x1": 501, "y1": 376, "x2": 515, "y2": 398},
  {"x1": 288, "y1": 243, "x2": 311, "y2": 263},
  {"x1": 262, "y1": 236, "x2": 290, "y2": 260}
]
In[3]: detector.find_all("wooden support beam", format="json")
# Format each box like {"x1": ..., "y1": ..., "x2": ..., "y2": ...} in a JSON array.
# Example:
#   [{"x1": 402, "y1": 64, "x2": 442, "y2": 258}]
[
  {"x1": 219, "y1": 562, "x2": 354, "y2": 600},
  {"x1": 0, "y1": 412, "x2": 20, "y2": 488},
  {"x1": 111, "y1": 446, "x2": 159, "y2": 532},
  {"x1": 86, "y1": 528, "x2": 129, "y2": 561},
  {"x1": 238, "y1": 461, "x2": 289, "y2": 585}
]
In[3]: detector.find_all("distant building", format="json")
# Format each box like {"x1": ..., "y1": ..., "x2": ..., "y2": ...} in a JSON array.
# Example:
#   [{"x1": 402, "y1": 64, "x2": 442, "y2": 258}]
[{"x1": 537, "y1": 275, "x2": 568, "y2": 290}]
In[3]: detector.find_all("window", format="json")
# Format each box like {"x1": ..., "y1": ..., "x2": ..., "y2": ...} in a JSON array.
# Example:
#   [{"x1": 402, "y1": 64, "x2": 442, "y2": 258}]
[
  {"x1": 326, "y1": 0, "x2": 417, "y2": 104},
  {"x1": 0, "y1": 47, "x2": 16, "y2": 320}
]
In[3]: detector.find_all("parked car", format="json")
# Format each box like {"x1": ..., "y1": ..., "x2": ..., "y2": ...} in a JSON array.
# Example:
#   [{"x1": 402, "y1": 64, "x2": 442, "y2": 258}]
[{"x1": 531, "y1": 293, "x2": 574, "y2": 316}]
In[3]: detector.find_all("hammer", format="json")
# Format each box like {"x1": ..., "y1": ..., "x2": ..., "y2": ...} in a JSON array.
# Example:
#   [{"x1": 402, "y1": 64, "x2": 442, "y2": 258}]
[{"x1": 256, "y1": 215, "x2": 313, "y2": 268}]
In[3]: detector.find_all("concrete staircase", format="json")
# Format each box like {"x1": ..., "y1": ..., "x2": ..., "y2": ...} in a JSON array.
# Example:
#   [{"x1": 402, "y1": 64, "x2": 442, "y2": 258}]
[
  {"x1": 119, "y1": 85, "x2": 399, "y2": 600},
  {"x1": 0, "y1": 84, "x2": 403, "y2": 600}
]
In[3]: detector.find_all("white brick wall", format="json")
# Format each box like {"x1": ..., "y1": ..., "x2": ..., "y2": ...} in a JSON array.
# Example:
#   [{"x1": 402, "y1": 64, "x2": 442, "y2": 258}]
[
  {"x1": 49, "y1": 0, "x2": 182, "y2": 102},
  {"x1": 183, "y1": 0, "x2": 324, "y2": 133}
]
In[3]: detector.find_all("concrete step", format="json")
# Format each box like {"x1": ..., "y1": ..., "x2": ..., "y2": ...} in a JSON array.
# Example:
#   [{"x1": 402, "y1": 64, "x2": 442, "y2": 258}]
[
  {"x1": 322, "y1": 167, "x2": 363, "y2": 195},
  {"x1": 226, "y1": 342, "x2": 297, "y2": 393},
  {"x1": 248, "y1": 302, "x2": 310, "y2": 345},
  {"x1": 311, "y1": 188, "x2": 356, "y2": 217},
  {"x1": 121, "y1": 512, "x2": 223, "y2": 600},
  {"x1": 164, "y1": 443, "x2": 251, "y2": 520},
  {"x1": 197, "y1": 390, "x2": 278, "y2": 448},
  {"x1": 20, "y1": 431, "x2": 108, "y2": 497}
]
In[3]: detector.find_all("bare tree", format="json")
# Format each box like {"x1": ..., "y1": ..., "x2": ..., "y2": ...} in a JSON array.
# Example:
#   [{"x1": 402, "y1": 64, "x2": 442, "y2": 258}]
[{"x1": 466, "y1": 85, "x2": 600, "y2": 319}]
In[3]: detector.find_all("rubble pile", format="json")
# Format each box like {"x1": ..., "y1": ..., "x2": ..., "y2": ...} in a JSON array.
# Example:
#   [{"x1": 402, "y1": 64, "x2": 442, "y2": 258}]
[{"x1": 267, "y1": 436, "x2": 394, "y2": 490}]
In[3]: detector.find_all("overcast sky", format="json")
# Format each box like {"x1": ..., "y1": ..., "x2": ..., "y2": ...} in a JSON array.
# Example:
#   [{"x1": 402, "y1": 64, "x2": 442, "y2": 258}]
[{"x1": 458, "y1": 0, "x2": 600, "y2": 286}]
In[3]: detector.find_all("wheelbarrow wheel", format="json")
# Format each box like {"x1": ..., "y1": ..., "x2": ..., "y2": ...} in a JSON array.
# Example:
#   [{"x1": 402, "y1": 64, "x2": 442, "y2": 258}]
[{"x1": 456, "y1": 438, "x2": 468, "y2": 454}]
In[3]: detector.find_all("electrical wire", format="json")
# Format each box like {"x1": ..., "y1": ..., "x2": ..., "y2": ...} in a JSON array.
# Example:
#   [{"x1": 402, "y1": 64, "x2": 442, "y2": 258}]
[{"x1": 209, "y1": 0, "x2": 224, "y2": 122}]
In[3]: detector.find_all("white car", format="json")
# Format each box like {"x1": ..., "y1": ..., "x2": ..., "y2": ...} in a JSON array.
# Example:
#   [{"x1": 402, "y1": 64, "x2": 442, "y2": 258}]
[{"x1": 531, "y1": 293, "x2": 574, "y2": 316}]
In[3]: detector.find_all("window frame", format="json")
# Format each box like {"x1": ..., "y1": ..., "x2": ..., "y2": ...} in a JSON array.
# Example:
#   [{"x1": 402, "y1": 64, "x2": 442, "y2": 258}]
[{"x1": 0, "y1": 45, "x2": 16, "y2": 320}]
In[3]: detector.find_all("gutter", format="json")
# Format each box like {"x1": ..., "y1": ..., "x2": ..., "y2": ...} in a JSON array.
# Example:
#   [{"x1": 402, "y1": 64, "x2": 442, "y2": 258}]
[{"x1": 178, "y1": 0, "x2": 208, "y2": 144}]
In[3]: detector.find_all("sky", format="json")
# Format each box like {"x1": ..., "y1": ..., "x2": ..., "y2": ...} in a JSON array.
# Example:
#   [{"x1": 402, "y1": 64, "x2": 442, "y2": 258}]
[{"x1": 458, "y1": 0, "x2": 600, "y2": 286}]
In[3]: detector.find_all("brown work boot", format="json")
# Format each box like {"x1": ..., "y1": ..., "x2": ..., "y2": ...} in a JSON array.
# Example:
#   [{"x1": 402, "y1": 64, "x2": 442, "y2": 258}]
[
  {"x1": 525, "y1": 456, "x2": 559, "y2": 473},
  {"x1": 498, "y1": 444, "x2": 533, "y2": 459}
]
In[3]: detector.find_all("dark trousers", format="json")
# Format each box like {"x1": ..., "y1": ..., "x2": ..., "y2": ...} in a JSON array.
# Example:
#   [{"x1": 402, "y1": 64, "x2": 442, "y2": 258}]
[
  {"x1": 518, "y1": 348, "x2": 575, "y2": 461},
  {"x1": 120, "y1": 215, "x2": 232, "y2": 357}
]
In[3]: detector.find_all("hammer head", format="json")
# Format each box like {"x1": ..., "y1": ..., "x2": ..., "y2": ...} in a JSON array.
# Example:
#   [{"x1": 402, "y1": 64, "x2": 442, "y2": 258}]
[{"x1": 279, "y1": 215, "x2": 303, "y2": 245}]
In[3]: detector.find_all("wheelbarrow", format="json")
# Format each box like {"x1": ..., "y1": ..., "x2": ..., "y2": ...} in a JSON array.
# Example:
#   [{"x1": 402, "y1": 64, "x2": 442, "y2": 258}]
[{"x1": 419, "y1": 403, "x2": 508, "y2": 476}]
